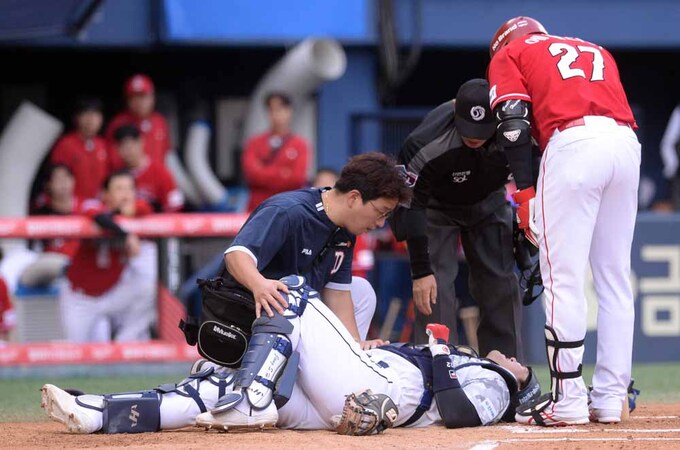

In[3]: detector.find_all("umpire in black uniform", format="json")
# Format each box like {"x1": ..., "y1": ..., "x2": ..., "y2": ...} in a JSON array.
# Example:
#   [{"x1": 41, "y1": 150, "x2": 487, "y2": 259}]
[{"x1": 394, "y1": 79, "x2": 522, "y2": 357}]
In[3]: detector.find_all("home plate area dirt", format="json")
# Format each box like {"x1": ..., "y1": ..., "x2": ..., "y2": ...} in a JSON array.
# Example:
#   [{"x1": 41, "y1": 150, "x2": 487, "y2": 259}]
[{"x1": 6, "y1": 404, "x2": 680, "y2": 449}]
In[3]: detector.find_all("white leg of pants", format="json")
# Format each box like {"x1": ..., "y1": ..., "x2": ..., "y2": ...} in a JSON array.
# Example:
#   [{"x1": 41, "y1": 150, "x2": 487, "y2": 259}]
[
  {"x1": 589, "y1": 131, "x2": 641, "y2": 413},
  {"x1": 60, "y1": 284, "x2": 106, "y2": 343},
  {"x1": 537, "y1": 118, "x2": 639, "y2": 417},
  {"x1": 349, "y1": 276, "x2": 377, "y2": 340}
]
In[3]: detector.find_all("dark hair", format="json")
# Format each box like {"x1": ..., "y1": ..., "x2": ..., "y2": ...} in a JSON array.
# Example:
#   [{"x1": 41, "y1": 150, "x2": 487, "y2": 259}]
[
  {"x1": 103, "y1": 169, "x2": 135, "y2": 191},
  {"x1": 113, "y1": 124, "x2": 141, "y2": 143},
  {"x1": 73, "y1": 97, "x2": 103, "y2": 115},
  {"x1": 335, "y1": 152, "x2": 411, "y2": 204},
  {"x1": 45, "y1": 163, "x2": 74, "y2": 182},
  {"x1": 264, "y1": 91, "x2": 292, "y2": 108}
]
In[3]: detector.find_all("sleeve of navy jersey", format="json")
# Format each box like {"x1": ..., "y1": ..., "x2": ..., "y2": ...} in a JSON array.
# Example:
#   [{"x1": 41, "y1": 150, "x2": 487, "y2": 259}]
[
  {"x1": 227, "y1": 206, "x2": 289, "y2": 270},
  {"x1": 327, "y1": 236, "x2": 354, "y2": 287}
]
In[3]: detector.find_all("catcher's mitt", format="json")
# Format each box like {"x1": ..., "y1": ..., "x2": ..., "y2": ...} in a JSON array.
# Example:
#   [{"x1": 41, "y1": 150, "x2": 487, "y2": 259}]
[{"x1": 333, "y1": 389, "x2": 399, "y2": 436}]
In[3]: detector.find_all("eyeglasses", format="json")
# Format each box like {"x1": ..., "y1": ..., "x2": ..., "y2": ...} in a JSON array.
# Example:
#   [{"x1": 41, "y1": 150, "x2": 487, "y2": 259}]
[{"x1": 368, "y1": 200, "x2": 393, "y2": 219}]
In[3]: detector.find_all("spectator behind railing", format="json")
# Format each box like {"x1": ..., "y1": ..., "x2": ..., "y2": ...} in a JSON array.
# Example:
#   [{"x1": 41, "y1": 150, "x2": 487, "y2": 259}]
[
  {"x1": 49, "y1": 98, "x2": 108, "y2": 200},
  {"x1": 105, "y1": 74, "x2": 171, "y2": 172},
  {"x1": 242, "y1": 92, "x2": 310, "y2": 212},
  {"x1": 31, "y1": 164, "x2": 82, "y2": 258},
  {"x1": 112, "y1": 124, "x2": 184, "y2": 212},
  {"x1": 0, "y1": 249, "x2": 17, "y2": 342},
  {"x1": 60, "y1": 171, "x2": 154, "y2": 342}
]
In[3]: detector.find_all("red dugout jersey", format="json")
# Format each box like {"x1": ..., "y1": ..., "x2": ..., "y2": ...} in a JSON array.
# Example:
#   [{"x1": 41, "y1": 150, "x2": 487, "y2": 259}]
[
  {"x1": 50, "y1": 133, "x2": 108, "y2": 200},
  {"x1": 488, "y1": 34, "x2": 636, "y2": 150},
  {"x1": 31, "y1": 193, "x2": 83, "y2": 258},
  {"x1": 106, "y1": 111, "x2": 171, "y2": 171},
  {"x1": 242, "y1": 132, "x2": 310, "y2": 212},
  {"x1": 132, "y1": 159, "x2": 184, "y2": 212},
  {"x1": 66, "y1": 198, "x2": 152, "y2": 296},
  {"x1": 0, "y1": 277, "x2": 15, "y2": 333}
]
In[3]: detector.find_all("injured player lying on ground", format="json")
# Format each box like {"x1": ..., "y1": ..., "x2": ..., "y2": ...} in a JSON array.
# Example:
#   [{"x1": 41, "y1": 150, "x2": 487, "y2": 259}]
[{"x1": 41, "y1": 275, "x2": 541, "y2": 435}]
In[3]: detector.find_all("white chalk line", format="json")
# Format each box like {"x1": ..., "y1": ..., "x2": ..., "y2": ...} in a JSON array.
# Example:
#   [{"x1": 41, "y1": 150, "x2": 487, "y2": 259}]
[
  {"x1": 470, "y1": 437, "x2": 680, "y2": 448},
  {"x1": 499, "y1": 425, "x2": 680, "y2": 434},
  {"x1": 631, "y1": 415, "x2": 679, "y2": 419}
]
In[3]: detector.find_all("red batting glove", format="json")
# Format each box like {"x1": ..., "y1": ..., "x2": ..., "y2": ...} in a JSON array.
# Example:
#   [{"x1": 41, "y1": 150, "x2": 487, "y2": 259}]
[
  {"x1": 512, "y1": 187, "x2": 539, "y2": 249},
  {"x1": 426, "y1": 323, "x2": 450, "y2": 356}
]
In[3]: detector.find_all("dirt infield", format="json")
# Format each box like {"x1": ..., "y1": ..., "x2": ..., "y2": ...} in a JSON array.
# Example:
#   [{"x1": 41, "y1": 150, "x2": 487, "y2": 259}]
[{"x1": 5, "y1": 403, "x2": 680, "y2": 450}]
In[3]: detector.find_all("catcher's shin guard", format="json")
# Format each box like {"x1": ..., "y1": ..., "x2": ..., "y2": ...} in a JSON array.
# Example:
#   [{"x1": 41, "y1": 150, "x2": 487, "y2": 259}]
[
  {"x1": 210, "y1": 275, "x2": 313, "y2": 415},
  {"x1": 543, "y1": 325, "x2": 584, "y2": 403},
  {"x1": 515, "y1": 325, "x2": 586, "y2": 426}
]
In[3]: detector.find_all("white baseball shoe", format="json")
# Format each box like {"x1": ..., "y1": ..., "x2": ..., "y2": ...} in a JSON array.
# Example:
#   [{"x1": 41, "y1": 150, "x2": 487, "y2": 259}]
[
  {"x1": 515, "y1": 394, "x2": 589, "y2": 426},
  {"x1": 40, "y1": 384, "x2": 100, "y2": 434},
  {"x1": 589, "y1": 407, "x2": 621, "y2": 424},
  {"x1": 196, "y1": 401, "x2": 278, "y2": 431}
]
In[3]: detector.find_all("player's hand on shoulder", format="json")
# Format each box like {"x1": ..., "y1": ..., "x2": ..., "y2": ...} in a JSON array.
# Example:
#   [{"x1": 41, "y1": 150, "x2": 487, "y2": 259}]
[
  {"x1": 360, "y1": 339, "x2": 390, "y2": 350},
  {"x1": 252, "y1": 278, "x2": 289, "y2": 318},
  {"x1": 125, "y1": 234, "x2": 141, "y2": 257},
  {"x1": 412, "y1": 274, "x2": 437, "y2": 315}
]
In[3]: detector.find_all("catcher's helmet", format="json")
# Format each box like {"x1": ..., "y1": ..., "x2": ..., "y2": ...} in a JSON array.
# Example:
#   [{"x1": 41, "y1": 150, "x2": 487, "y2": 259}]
[
  {"x1": 490, "y1": 16, "x2": 548, "y2": 58},
  {"x1": 485, "y1": 363, "x2": 542, "y2": 422}
]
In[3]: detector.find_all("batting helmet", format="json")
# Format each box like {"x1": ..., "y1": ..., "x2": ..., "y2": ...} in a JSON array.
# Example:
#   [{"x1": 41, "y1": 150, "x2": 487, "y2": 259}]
[{"x1": 489, "y1": 16, "x2": 548, "y2": 58}]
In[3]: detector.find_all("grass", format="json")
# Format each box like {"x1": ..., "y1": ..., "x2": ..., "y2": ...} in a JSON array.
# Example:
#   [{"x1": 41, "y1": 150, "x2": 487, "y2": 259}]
[
  {"x1": 0, "y1": 373, "x2": 185, "y2": 423},
  {"x1": 1, "y1": 363, "x2": 679, "y2": 423}
]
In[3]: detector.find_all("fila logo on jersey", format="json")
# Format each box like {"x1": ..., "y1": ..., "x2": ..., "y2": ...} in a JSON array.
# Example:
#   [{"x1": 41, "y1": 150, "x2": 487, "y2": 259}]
[
  {"x1": 129, "y1": 405, "x2": 139, "y2": 427},
  {"x1": 213, "y1": 325, "x2": 237, "y2": 340},
  {"x1": 503, "y1": 130, "x2": 521, "y2": 142},
  {"x1": 301, "y1": 248, "x2": 312, "y2": 255}
]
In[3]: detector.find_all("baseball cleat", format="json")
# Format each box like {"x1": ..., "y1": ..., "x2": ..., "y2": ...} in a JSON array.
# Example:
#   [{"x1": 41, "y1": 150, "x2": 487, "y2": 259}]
[
  {"x1": 41, "y1": 384, "x2": 99, "y2": 434},
  {"x1": 195, "y1": 402, "x2": 278, "y2": 431},
  {"x1": 515, "y1": 394, "x2": 589, "y2": 426},
  {"x1": 589, "y1": 407, "x2": 621, "y2": 424}
]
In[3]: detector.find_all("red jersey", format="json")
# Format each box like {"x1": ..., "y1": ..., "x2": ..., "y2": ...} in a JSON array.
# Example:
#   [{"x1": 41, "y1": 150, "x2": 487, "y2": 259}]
[
  {"x1": 66, "y1": 198, "x2": 152, "y2": 296},
  {"x1": 0, "y1": 277, "x2": 15, "y2": 333},
  {"x1": 132, "y1": 159, "x2": 184, "y2": 212},
  {"x1": 488, "y1": 34, "x2": 636, "y2": 150},
  {"x1": 242, "y1": 132, "x2": 309, "y2": 212},
  {"x1": 106, "y1": 111, "x2": 171, "y2": 171},
  {"x1": 31, "y1": 193, "x2": 83, "y2": 258},
  {"x1": 50, "y1": 132, "x2": 108, "y2": 199}
]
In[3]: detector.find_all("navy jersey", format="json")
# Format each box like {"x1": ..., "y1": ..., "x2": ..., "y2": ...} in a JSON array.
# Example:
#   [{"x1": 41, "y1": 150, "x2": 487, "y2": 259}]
[{"x1": 225, "y1": 188, "x2": 355, "y2": 292}]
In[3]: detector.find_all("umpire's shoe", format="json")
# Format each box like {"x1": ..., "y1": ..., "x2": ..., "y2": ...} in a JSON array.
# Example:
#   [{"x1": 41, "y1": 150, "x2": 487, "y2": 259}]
[
  {"x1": 515, "y1": 394, "x2": 589, "y2": 426},
  {"x1": 41, "y1": 384, "x2": 100, "y2": 434},
  {"x1": 196, "y1": 393, "x2": 278, "y2": 431}
]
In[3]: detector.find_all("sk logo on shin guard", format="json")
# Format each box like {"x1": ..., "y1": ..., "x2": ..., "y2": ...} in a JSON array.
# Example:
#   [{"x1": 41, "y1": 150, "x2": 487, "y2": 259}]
[{"x1": 129, "y1": 404, "x2": 139, "y2": 427}]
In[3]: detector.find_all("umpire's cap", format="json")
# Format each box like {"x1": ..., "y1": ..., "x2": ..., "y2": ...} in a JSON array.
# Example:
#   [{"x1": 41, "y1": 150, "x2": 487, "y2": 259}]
[{"x1": 454, "y1": 79, "x2": 496, "y2": 140}]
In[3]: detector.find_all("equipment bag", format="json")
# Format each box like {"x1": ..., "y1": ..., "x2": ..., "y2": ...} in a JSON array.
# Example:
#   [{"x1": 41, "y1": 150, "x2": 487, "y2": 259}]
[{"x1": 180, "y1": 277, "x2": 256, "y2": 368}]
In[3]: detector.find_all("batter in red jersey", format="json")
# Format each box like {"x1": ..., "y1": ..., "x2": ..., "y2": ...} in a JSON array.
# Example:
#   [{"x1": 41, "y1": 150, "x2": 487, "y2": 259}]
[
  {"x1": 61, "y1": 171, "x2": 155, "y2": 342},
  {"x1": 488, "y1": 17, "x2": 641, "y2": 426},
  {"x1": 50, "y1": 98, "x2": 108, "y2": 200},
  {"x1": 106, "y1": 74, "x2": 171, "y2": 171}
]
